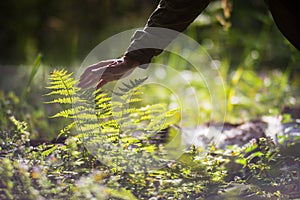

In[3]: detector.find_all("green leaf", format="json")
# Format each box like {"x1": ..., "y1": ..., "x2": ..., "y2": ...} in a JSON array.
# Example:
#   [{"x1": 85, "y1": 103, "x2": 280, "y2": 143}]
[
  {"x1": 20, "y1": 53, "x2": 42, "y2": 104},
  {"x1": 42, "y1": 145, "x2": 58, "y2": 157}
]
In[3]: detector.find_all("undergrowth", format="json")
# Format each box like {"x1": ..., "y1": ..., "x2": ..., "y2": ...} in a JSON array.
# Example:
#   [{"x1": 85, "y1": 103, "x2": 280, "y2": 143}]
[{"x1": 0, "y1": 69, "x2": 299, "y2": 199}]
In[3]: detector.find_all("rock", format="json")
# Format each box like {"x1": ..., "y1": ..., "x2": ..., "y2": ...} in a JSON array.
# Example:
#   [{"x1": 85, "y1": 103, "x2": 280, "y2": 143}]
[
  {"x1": 181, "y1": 121, "x2": 267, "y2": 149},
  {"x1": 181, "y1": 116, "x2": 300, "y2": 149}
]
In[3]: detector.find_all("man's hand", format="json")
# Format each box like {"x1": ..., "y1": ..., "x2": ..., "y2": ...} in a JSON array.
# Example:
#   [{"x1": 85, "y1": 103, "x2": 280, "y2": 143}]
[{"x1": 78, "y1": 56, "x2": 140, "y2": 89}]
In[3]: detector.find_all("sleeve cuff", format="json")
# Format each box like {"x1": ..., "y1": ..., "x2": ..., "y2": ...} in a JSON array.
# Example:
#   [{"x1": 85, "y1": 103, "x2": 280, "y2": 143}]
[{"x1": 125, "y1": 28, "x2": 179, "y2": 68}]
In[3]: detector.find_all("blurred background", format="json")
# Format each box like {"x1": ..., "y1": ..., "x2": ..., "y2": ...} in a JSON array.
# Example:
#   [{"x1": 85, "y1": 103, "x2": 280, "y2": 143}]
[
  {"x1": 0, "y1": 0, "x2": 158, "y2": 65},
  {"x1": 0, "y1": 0, "x2": 299, "y2": 139},
  {"x1": 0, "y1": 0, "x2": 298, "y2": 67}
]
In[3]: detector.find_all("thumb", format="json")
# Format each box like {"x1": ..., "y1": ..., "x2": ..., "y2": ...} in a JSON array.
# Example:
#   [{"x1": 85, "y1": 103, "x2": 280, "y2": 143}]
[{"x1": 96, "y1": 79, "x2": 108, "y2": 89}]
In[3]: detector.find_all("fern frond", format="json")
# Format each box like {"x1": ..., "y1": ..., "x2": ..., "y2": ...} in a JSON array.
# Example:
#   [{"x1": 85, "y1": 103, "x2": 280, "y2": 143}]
[
  {"x1": 126, "y1": 98, "x2": 142, "y2": 104},
  {"x1": 46, "y1": 97, "x2": 75, "y2": 104},
  {"x1": 46, "y1": 79, "x2": 77, "y2": 88},
  {"x1": 46, "y1": 69, "x2": 79, "y2": 106},
  {"x1": 46, "y1": 70, "x2": 180, "y2": 171},
  {"x1": 134, "y1": 76, "x2": 148, "y2": 85},
  {"x1": 118, "y1": 86, "x2": 130, "y2": 93},
  {"x1": 94, "y1": 92, "x2": 110, "y2": 101},
  {"x1": 41, "y1": 145, "x2": 58, "y2": 157},
  {"x1": 44, "y1": 89, "x2": 77, "y2": 96},
  {"x1": 50, "y1": 109, "x2": 75, "y2": 118},
  {"x1": 49, "y1": 69, "x2": 70, "y2": 78},
  {"x1": 114, "y1": 77, "x2": 148, "y2": 96},
  {"x1": 57, "y1": 122, "x2": 76, "y2": 138}
]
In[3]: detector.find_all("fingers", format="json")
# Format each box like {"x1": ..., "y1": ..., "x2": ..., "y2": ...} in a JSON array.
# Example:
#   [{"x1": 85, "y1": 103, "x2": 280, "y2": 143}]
[
  {"x1": 95, "y1": 74, "x2": 125, "y2": 89},
  {"x1": 78, "y1": 76, "x2": 97, "y2": 89},
  {"x1": 78, "y1": 60, "x2": 114, "y2": 88},
  {"x1": 96, "y1": 79, "x2": 108, "y2": 89},
  {"x1": 78, "y1": 66, "x2": 113, "y2": 89},
  {"x1": 79, "y1": 60, "x2": 114, "y2": 80},
  {"x1": 79, "y1": 66, "x2": 95, "y2": 80},
  {"x1": 78, "y1": 72, "x2": 97, "y2": 88},
  {"x1": 78, "y1": 57, "x2": 138, "y2": 89},
  {"x1": 79, "y1": 65, "x2": 99, "y2": 80}
]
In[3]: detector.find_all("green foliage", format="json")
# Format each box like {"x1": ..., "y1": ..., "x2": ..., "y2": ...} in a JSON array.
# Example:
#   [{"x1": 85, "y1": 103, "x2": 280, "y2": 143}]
[
  {"x1": 0, "y1": 117, "x2": 138, "y2": 199},
  {"x1": 20, "y1": 54, "x2": 42, "y2": 105},
  {"x1": 45, "y1": 69, "x2": 180, "y2": 172},
  {"x1": 1, "y1": 0, "x2": 300, "y2": 198},
  {"x1": 1, "y1": 118, "x2": 299, "y2": 199},
  {"x1": 1, "y1": 69, "x2": 300, "y2": 199},
  {"x1": 150, "y1": 52, "x2": 299, "y2": 123},
  {"x1": 224, "y1": 138, "x2": 299, "y2": 199},
  {"x1": 0, "y1": 56, "x2": 61, "y2": 139},
  {"x1": 0, "y1": 115, "x2": 223, "y2": 199}
]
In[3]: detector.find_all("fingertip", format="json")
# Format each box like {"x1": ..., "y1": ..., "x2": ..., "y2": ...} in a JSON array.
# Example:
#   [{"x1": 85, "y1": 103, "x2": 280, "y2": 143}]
[
  {"x1": 96, "y1": 79, "x2": 107, "y2": 89},
  {"x1": 77, "y1": 82, "x2": 86, "y2": 89}
]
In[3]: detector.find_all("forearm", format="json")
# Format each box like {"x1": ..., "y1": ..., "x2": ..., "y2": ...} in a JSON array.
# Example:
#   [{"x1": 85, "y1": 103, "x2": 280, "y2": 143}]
[{"x1": 125, "y1": 0, "x2": 211, "y2": 66}]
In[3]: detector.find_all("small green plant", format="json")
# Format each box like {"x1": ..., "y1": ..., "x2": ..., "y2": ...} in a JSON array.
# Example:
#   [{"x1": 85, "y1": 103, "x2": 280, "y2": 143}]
[{"x1": 45, "y1": 69, "x2": 180, "y2": 172}]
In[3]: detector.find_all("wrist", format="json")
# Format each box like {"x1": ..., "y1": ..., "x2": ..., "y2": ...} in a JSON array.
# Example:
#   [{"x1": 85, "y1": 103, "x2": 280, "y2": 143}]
[{"x1": 124, "y1": 55, "x2": 140, "y2": 67}]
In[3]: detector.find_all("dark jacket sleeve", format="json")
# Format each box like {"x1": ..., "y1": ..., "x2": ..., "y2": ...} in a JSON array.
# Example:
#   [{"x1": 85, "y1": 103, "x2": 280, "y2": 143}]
[
  {"x1": 125, "y1": 0, "x2": 211, "y2": 66},
  {"x1": 264, "y1": 0, "x2": 300, "y2": 51}
]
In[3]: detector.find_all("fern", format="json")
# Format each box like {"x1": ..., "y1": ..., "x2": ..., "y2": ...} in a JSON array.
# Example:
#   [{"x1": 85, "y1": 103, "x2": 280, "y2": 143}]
[{"x1": 46, "y1": 69, "x2": 179, "y2": 171}]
